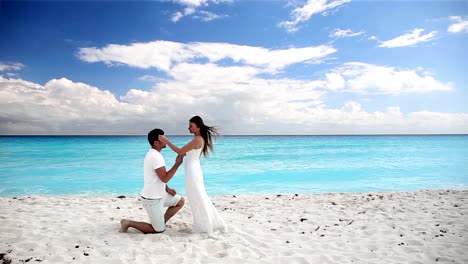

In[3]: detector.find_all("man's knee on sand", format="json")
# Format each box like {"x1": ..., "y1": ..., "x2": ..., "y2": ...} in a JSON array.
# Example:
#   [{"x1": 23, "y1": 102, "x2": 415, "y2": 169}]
[{"x1": 177, "y1": 197, "x2": 185, "y2": 207}]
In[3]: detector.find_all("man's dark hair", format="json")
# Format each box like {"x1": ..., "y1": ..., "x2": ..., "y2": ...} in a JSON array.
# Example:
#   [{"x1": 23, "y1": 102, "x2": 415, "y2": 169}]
[{"x1": 148, "y1": 128, "x2": 164, "y2": 146}]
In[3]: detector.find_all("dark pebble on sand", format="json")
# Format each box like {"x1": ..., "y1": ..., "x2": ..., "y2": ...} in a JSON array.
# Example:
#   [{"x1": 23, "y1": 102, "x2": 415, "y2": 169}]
[
  {"x1": 300, "y1": 218, "x2": 307, "y2": 222},
  {"x1": 286, "y1": 241, "x2": 290, "y2": 243},
  {"x1": 295, "y1": 194, "x2": 298, "y2": 197},
  {"x1": 277, "y1": 195, "x2": 282, "y2": 197},
  {"x1": 320, "y1": 235, "x2": 325, "y2": 237},
  {"x1": 331, "y1": 202, "x2": 337, "y2": 205},
  {"x1": 117, "y1": 195, "x2": 126, "y2": 199},
  {"x1": 75, "y1": 245, "x2": 79, "y2": 248},
  {"x1": 83, "y1": 252, "x2": 89, "y2": 256},
  {"x1": 116, "y1": 207, "x2": 120, "y2": 209},
  {"x1": 232, "y1": 195, "x2": 236, "y2": 198}
]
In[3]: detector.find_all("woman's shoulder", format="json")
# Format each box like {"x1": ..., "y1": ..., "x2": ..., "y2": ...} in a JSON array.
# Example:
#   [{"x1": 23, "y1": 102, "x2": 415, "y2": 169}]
[{"x1": 194, "y1": 136, "x2": 204, "y2": 147}]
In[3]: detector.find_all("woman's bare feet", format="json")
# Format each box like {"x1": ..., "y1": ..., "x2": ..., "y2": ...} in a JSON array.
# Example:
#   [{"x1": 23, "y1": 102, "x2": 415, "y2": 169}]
[{"x1": 119, "y1": 219, "x2": 130, "y2": 233}]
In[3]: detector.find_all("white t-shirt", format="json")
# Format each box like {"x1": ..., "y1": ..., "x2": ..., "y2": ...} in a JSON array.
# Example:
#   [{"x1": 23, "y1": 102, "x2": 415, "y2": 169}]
[{"x1": 141, "y1": 148, "x2": 166, "y2": 199}]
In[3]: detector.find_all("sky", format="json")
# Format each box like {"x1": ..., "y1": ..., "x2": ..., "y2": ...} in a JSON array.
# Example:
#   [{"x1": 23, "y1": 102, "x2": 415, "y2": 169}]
[{"x1": 0, "y1": 0, "x2": 467, "y2": 135}]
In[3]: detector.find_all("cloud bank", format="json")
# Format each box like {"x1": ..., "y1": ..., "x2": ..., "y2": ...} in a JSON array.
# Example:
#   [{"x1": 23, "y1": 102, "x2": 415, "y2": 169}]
[{"x1": 1, "y1": 39, "x2": 465, "y2": 135}]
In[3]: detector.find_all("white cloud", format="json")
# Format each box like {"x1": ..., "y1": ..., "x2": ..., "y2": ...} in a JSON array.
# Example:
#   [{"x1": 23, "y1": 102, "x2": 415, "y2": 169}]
[
  {"x1": 448, "y1": 16, "x2": 468, "y2": 33},
  {"x1": 0, "y1": 62, "x2": 24, "y2": 72},
  {"x1": 170, "y1": 0, "x2": 229, "y2": 22},
  {"x1": 279, "y1": 0, "x2": 352, "y2": 32},
  {"x1": 325, "y1": 62, "x2": 453, "y2": 94},
  {"x1": 193, "y1": 10, "x2": 225, "y2": 21},
  {"x1": 378, "y1": 28, "x2": 438, "y2": 48},
  {"x1": 171, "y1": 7, "x2": 196, "y2": 22},
  {"x1": 330, "y1": 28, "x2": 365, "y2": 38},
  {"x1": 78, "y1": 40, "x2": 337, "y2": 74},
  {"x1": 78, "y1": 41, "x2": 190, "y2": 72},
  {"x1": 172, "y1": 0, "x2": 208, "y2": 6}
]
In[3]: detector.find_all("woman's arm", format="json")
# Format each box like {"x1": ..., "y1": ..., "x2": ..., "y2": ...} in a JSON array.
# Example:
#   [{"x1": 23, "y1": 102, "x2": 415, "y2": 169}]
[{"x1": 159, "y1": 135, "x2": 202, "y2": 155}]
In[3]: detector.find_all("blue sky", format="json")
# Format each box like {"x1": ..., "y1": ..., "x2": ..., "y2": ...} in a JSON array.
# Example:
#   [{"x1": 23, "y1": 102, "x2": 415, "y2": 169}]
[{"x1": 0, "y1": 0, "x2": 467, "y2": 135}]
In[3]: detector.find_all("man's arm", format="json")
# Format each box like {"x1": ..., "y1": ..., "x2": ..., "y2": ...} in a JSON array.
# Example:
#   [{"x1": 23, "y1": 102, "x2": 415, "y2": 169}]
[{"x1": 155, "y1": 155, "x2": 184, "y2": 183}]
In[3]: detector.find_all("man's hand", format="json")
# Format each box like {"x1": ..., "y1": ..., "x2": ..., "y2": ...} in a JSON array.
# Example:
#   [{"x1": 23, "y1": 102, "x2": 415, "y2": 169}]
[
  {"x1": 175, "y1": 154, "x2": 184, "y2": 165},
  {"x1": 166, "y1": 186, "x2": 177, "y2": 196}
]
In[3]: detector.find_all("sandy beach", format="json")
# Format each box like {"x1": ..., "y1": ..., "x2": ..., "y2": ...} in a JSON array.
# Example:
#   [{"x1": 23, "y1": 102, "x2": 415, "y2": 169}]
[{"x1": 1, "y1": 189, "x2": 467, "y2": 264}]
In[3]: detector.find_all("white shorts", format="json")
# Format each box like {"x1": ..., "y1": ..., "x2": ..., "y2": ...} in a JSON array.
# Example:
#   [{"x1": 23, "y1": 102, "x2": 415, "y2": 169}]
[{"x1": 141, "y1": 192, "x2": 182, "y2": 232}]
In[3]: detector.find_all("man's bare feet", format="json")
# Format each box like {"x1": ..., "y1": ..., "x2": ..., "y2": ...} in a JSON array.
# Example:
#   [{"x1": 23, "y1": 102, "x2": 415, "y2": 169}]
[{"x1": 119, "y1": 219, "x2": 130, "y2": 233}]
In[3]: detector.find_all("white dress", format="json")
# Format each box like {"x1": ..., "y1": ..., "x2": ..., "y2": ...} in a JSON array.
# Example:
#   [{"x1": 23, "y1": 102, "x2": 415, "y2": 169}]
[{"x1": 185, "y1": 147, "x2": 227, "y2": 234}]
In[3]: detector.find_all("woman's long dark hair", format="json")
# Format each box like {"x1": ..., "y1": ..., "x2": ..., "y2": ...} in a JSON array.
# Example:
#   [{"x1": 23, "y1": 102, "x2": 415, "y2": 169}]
[{"x1": 190, "y1": 116, "x2": 219, "y2": 158}]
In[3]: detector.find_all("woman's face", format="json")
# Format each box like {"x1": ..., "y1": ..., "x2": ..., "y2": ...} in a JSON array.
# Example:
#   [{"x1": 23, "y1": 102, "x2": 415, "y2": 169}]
[{"x1": 188, "y1": 122, "x2": 200, "y2": 134}]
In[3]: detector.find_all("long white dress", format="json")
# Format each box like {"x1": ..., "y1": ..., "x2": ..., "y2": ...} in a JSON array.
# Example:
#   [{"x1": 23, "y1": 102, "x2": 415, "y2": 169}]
[{"x1": 185, "y1": 147, "x2": 227, "y2": 234}]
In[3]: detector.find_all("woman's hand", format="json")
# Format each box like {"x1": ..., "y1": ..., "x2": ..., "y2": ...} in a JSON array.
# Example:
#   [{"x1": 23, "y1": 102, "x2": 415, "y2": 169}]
[{"x1": 158, "y1": 135, "x2": 169, "y2": 144}]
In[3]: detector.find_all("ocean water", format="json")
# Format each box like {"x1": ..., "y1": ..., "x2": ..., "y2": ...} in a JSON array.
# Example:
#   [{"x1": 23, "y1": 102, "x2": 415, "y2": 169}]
[{"x1": 0, "y1": 135, "x2": 467, "y2": 196}]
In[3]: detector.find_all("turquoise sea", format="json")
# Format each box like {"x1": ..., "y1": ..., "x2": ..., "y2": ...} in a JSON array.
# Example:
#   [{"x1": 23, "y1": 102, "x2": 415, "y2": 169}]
[{"x1": 0, "y1": 135, "x2": 467, "y2": 196}]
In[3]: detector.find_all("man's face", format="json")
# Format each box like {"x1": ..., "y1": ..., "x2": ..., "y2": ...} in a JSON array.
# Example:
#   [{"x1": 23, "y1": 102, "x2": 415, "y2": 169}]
[
  {"x1": 154, "y1": 138, "x2": 165, "y2": 149},
  {"x1": 158, "y1": 137, "x2": 166, "y2": 149}
]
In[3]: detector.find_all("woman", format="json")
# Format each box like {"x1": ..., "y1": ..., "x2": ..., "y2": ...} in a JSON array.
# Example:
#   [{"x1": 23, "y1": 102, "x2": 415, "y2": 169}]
[{"x1": 158, "y1": 116, "x2": 227, "y2": 234}]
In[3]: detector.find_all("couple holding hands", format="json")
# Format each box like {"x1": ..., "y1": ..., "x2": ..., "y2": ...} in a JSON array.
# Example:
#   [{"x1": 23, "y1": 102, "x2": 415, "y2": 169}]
[{"x1": 119, "y1": 116, "x2": 227, "y2": 235}]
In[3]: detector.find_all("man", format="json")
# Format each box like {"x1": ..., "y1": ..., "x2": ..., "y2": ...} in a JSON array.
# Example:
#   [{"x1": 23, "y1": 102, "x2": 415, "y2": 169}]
[{"x1": 119, "y1": 128, "x2": 185, "y2": 234}]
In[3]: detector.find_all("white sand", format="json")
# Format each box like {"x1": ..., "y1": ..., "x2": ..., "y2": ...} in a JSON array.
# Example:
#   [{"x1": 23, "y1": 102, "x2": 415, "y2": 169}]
[{"x1": 1, "y1": 189, "x2": 467, "y2": 264}]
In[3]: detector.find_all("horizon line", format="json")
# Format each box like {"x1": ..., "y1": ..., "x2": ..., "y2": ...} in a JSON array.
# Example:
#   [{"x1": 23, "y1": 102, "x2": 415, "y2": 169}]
[{"x1": 1, "y1": 134, "x2": 468, "y2": 137}]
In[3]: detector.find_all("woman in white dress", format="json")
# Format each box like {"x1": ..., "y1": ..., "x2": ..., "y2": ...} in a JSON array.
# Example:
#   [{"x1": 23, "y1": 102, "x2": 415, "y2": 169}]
[{"x1": 158, "y1": 116, "x2": 227, "y2": 234}]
